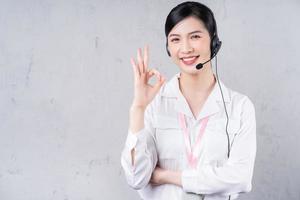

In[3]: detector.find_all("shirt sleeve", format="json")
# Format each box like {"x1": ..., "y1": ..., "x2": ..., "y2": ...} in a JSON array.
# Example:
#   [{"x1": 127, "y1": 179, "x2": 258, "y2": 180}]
[
  {"x1": 120, "y1": 103, "x2": 158, "y2": 190},
  {"x1": 182, "y1": 96, "x2": 256, "y2": 196}
]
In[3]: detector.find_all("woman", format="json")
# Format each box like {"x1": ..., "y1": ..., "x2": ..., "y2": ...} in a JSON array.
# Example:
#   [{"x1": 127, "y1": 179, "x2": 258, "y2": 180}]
[{"x1": 121, "y1": 1, "x2": 256, "y2": 200}]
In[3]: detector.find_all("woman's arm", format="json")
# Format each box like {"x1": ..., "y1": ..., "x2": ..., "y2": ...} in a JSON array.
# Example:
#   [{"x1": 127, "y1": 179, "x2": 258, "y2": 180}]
[
  {"x1": 150, "y1": 166, "x2": 182, "y2": 187},
  {"x1": 121, "y1": 46, "x2": 165, "y2": 190},
  {"x1": 128, "y1": 105, "x2": 146, "y2": 166},
  {"x1": 121, "y1": 104, "x2": 158, "y2": 190},
  {"x1": 128, "y1": 46, "x2": 165, "y2": 166}
]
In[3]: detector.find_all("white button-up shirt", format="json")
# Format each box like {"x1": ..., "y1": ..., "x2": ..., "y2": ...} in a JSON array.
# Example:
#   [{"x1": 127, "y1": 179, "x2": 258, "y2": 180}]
[{"x1": 121, "y1": 73, "x2": 256, "y2": 200}]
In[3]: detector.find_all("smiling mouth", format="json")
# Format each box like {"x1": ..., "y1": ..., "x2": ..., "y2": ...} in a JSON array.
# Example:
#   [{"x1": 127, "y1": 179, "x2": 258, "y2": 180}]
[{"x1": 180, "y1": 56, "x2": 200, "y2": 65}]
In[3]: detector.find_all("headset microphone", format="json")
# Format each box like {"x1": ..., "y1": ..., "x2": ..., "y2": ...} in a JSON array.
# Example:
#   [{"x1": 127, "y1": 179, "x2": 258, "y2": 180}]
[
  {"x1": 195, "y1": 40, "x2": 222, "y2": 70},
  {"x1": 195, "y1": 57, "x2": 212, "y2": 70}
]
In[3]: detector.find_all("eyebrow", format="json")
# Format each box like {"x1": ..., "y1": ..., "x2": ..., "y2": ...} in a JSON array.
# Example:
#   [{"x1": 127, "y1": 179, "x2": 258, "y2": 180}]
[{"x1": 168, "y1": 30, "x2": 203, "y2": 37}]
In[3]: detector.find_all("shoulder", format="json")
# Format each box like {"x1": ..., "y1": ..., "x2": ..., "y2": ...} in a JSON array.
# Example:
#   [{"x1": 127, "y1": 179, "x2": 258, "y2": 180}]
[{"x1": 226, "y1": 86, "x2": 256, "y2": 116}]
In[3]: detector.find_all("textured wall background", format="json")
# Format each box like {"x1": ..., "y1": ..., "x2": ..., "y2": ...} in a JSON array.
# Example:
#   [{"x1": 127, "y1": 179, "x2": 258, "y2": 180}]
[{"x1": 0, "y1": 0, "x2": 299, "y2": 200}]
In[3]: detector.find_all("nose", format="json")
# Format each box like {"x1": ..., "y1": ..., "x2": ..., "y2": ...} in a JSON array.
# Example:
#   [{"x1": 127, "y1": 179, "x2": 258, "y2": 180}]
[{"x1": 181, "y1": 39, "x2": 193, "y2": 54}]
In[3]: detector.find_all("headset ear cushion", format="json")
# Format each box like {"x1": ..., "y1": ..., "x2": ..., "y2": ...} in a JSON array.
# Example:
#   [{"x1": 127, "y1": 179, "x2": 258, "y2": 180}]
[
  {"x1": 211, "y1": 35, "x2": 218, "y2": 57},
  {"x1": 211, "y1": 35, "x2": 221, "y2": 58}
]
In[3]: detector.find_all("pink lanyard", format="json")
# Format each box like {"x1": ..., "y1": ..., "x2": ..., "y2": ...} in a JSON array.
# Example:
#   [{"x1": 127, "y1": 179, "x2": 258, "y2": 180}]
[{"x1": 178, "y1": 113, "x2": 210, "y2": 168}]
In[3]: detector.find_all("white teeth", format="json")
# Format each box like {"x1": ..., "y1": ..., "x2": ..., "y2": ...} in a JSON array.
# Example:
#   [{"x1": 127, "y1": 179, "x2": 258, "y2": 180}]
[{"x1": 182, "y1": 57, "x2": 197, "y2": 61}]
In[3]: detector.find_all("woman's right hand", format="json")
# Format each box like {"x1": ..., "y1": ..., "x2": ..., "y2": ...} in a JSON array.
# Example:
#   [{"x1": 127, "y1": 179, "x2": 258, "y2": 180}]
[{"x1": 130, "y1": 45, "x2": 165, "y2": 110}]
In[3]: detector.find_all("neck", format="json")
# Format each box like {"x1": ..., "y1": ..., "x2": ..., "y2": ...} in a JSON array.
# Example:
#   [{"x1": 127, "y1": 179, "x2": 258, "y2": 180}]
[{"x1": 179, "y1": 66, "x2": 216, "y2": 97}]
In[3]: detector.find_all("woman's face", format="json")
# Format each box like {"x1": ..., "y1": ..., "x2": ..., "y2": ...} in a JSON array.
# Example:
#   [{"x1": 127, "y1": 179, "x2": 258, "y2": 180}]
[{"x1": 167, "y1": 16, "x2": 211, "y2": 74}]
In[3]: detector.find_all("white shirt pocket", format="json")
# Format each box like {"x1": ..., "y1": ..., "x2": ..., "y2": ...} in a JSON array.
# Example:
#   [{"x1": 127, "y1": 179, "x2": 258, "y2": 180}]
[{"x1": 153, "y1": 115, "x2": 185, "y2": 169}]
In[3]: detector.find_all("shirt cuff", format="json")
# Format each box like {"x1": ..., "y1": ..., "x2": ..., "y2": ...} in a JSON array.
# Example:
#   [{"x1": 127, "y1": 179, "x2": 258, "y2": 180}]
[{"x1": 125, "y1": 129, "x2": 145, "y2": 150}]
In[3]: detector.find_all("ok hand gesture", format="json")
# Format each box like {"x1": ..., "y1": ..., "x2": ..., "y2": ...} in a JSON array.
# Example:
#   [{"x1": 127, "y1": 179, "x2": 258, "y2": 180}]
[{"x1": 130, "y1": 46, "x2": 165, "y2": 109}]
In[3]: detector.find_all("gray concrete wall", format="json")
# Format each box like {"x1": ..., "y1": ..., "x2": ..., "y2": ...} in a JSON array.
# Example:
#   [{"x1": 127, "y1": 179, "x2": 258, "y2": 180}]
[{"x1": 0, "y1": 0, "x2": 299, "y2": 199}]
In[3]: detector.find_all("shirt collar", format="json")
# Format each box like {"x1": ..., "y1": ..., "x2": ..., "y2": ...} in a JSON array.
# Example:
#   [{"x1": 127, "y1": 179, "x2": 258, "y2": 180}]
[{"x1": 161, "y1": 73, "x2": 231, "y2": 120}]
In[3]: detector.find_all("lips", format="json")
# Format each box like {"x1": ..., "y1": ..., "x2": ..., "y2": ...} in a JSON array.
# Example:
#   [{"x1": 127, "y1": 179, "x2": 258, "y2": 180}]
[{"x1": 181, "y1": 56, "x2": 199, "y2": 66}]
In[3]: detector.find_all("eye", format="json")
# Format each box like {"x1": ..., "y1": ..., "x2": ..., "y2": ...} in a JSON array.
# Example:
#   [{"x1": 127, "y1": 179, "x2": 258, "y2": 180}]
[
  {"x1": 191, "y1": 35, "x2": 201, "y2": 39},
  {"x1": 170, "y1": 38, "x2": 179, "y2": 42}
]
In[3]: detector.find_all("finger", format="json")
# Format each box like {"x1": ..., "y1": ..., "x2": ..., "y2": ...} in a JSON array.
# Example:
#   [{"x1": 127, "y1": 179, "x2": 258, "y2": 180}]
[
  {"x1": 150, "y1": 175, "x2": 157, "y2": 184},
  {"x1": 130, "y1": 58, "x2": 140, "y2": 81},
  {"x1": 146, "y1": 69, "x2": 165, "y2": 91},
  {"x1": 145, "y1": 68, "x2": 158, "y2": 85},
  {"x1": 137, "y1": 48, "x2": 144, "y2": 74},
  {"x1": 144, "y1": 68, "x2": 150, "y2": 84},
  {"x1": 150, "y1": 182, "x2": 160, "y2": 186},
  {"x1": 143, "y1": 45, "x2": 149, "y2": 70},
  {"x1": 147, "y1": 68, "x2": 161, "y2": 79}
]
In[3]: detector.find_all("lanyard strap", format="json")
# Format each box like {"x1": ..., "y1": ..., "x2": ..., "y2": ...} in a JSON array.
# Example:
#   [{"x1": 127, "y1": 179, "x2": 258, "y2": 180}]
[{"x1": 178, "y1": 113, "x2": 210, "y2": 168}]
